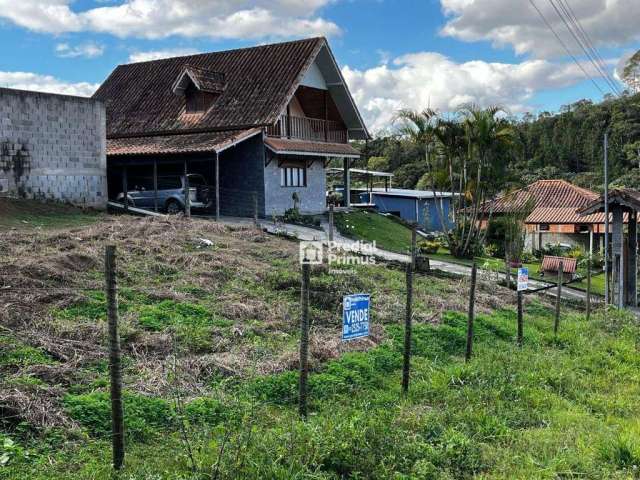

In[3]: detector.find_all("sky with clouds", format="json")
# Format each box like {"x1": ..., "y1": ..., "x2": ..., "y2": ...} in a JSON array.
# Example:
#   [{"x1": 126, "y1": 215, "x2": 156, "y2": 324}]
[{"x1": 0, "y1": 0, "x2": 638, "y2": 133}]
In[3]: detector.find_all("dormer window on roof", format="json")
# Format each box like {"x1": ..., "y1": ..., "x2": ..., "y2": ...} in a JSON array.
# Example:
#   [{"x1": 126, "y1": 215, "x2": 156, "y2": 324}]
[{"x1": 172, "y1": 65, "x2": 226, "y2": 114}]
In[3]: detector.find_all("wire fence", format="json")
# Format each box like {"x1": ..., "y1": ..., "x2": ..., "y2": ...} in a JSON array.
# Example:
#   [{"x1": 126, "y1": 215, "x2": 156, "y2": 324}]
[{"x1": 0, "y1": 223, "x2": 616, "y2": 474}]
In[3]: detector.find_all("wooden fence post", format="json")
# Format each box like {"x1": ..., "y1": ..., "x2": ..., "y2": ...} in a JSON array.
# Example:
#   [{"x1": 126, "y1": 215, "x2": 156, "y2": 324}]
[
  {"x1": 402, "y1": 263, "x2": 413, "y2": 395},
  {"x1": 105, "y1": 245, "x2": 124, "y2": 470},
  {"x1": 411, "y1": 225, "x2": 417, "y2": 271},
  {"x1": 299, "y1": 262, "x2": 310, "y2": 418},
  {"x1": 122, "y1": 166, "x2": 128, "y2": 213},
  {"x1": 586, "y1": 257, "x2": 591, "y2": 321},
  {"x1": 328, "y1": 204, "x2": 334, "y2": 242},
  {"x1": 465, "y1": 263, "x2": 477, "y2": 361},
  {"x1": 183, "y1": 161, "x2": 191, "y2": 218},
  {"x1": 554, "y1": 261, "x2": 563, "y2": 335},
  {"x1": 504, "y1": 247, "x2": 510, "y2": 289},
  {"x1": 253, "y1": 192, "x2": 258, "y2": 227},
  {"x1": 517, "y1": 290, "x2": 524, "y2": 347},
  {"x1": 153, "y1": 160, "x2": 158, "y2": 213}
]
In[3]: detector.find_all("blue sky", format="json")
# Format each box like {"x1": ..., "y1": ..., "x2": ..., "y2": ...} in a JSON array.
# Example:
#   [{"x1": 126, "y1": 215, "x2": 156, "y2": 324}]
[{"x1": 0, "y1": 0, "x2": 638, "y2": 133}]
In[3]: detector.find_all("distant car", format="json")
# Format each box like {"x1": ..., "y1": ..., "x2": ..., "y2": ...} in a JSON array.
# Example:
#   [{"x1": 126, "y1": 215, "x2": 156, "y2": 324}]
[{"x1": 116, "y1": 174, "x2": 211, "y2": 214}]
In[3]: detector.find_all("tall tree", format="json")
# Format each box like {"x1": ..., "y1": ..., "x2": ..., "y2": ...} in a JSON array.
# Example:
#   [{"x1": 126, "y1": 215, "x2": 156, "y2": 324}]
[
  {"x1": 623, "y1": 50, "x2": 640, "y2": 94},
  {"x1": 396, "y1": 105, "x2": 516, "y2": 258}
]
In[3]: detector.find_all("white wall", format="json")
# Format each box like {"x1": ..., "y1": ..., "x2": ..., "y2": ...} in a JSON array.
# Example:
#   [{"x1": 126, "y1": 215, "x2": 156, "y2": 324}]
[{"x1": 300, "y1": 61, "x2": 327, "y2": 90}]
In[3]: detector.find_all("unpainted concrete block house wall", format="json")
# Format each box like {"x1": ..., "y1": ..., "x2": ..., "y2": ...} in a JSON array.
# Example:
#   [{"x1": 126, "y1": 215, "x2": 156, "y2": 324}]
[{"x1": 0, "y1": 88, "x2": 107, "y2": 208}]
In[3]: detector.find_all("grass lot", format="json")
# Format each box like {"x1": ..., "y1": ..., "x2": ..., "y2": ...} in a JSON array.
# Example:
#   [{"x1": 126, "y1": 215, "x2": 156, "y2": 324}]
[
  {"x1": 334, "y1": 210, "x2": 413, "y2": 253},
  {"x1": 0, "y1": 198, "x2": 104, "y2": 230},
  {"x1": 2, "y1": 214, "x2": 638, "y2": 479},
  {"x1": 334, "y1": 211, "x2": 605, "y2": 296}
]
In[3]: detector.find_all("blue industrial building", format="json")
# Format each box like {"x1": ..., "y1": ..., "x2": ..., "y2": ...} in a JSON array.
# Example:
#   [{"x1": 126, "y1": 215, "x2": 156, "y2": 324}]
[{"x1": 358, "y1": 188, "x2": 454, "y2": 232}]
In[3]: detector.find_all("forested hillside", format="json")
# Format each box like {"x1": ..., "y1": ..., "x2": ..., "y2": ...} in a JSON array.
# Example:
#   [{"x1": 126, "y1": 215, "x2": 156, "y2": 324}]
[{"x1": 358, "y1": 92, "x2": 640, "y2": 193}]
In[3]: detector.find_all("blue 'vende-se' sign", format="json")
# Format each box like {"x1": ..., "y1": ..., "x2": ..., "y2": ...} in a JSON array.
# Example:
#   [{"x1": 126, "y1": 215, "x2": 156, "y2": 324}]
[{"x1": 342, "y1": 294, "x2": 370, "y2": 341}]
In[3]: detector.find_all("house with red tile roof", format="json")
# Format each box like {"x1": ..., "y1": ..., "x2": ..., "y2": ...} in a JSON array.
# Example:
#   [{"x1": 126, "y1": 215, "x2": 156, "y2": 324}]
[
  {"x1": 479, "y1": 179, "x2": 608, "y2": 253},
  {"x1": 93, "y1": 37, "x2": 368, "y2": 218}
]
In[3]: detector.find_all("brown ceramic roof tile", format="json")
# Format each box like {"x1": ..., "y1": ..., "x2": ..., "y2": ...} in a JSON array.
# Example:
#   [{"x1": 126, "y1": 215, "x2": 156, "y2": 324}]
[
  {"x1": 481, "y1": 179, "x2": 601, "y2": 224},
  {"x1": 182, "y1": 65, "x2": 226, "y2": 93},
  {"x1": 525, "y1": 207, "x2": 605, "y2": 224},
  {"x1": 265, "y1": 137, "x2": 360, "y2": 157},
  {"x1": 579, "y1": 188, "x2": 640, "y2": 216},
  {"x1": 93, "y1": 37, "x2": 324, "y2": 138},
  {"x1": 107, "y1": 128, "x2": 261, "y2": 156}
]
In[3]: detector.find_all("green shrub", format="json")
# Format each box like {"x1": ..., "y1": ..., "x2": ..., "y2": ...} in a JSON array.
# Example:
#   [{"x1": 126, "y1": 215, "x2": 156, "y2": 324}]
[
  {"x1": 246, "y1": 350, "x2": 398, "y2": 405},
  {"x1": 483, "y1": 243, "x2": 499, "y2": 258},
  {"x1": 543, "y1": 243, "x2": 571, "y2": 257},
  {"x1": 247, "y1": 371, "x2": 298, "y2": 404},
  {"x1": 567, "y1": 244, "x2": 586, "y2": 261},
  {"x1": 184, "y1": 397, "x2": 226, "y2": 426},
  {"x1": 64, "y1": 391, "x2": 174, "y2": 441},
  {"x1": 485, "y1": 217, "x2": 508, "y2": 257},
  {"x1": 418, "y1": 240, "x2": 441, "y2": 254},
  {"x1": 519, "y1": 251, "x2": 537, "y2": 263},
  {"x1": 283, "y1": 207, "x2": 322, "y2": 227}
]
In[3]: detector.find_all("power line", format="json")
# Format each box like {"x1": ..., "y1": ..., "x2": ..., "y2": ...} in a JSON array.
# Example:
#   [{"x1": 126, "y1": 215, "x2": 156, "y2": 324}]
[
  {"x1": 548, "y1": 0, "x2": 620, "y2": 96},
  {"x1": 528, "y1": 0, "x2": 608, "y2": 97},
  {"x1": 549, "y1": 0, "x2": 622, "y2": 96},
  {"x1": 558, "y1": 0, "x2": 621, "y2": 94}
]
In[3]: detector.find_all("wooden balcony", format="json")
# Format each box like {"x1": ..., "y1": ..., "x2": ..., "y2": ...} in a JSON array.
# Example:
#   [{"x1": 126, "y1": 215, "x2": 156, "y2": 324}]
[{"x1": 266, "y1": 115, "x2": 348, "y2": 144}]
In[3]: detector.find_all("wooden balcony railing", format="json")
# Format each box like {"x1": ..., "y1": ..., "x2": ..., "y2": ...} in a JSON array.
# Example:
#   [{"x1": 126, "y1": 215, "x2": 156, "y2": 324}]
[{"x1": 266, "y1": 115, "x2": 348, "y2": 144}]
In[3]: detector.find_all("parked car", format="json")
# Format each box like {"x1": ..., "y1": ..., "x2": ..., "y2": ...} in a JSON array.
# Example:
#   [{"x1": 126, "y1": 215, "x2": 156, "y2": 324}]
[{"x1": 116, "y1": 174, "x2": 211, "y2": 213}]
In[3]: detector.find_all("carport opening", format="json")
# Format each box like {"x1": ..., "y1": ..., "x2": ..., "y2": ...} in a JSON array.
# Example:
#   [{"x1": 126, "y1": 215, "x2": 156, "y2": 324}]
[{"x1": 107, "y1": 158, "x2": 217, "y2": 214}]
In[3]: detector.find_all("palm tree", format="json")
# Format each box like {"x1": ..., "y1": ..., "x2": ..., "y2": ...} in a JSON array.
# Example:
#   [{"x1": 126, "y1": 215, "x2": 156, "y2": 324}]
[
  {"x1": 395, "y1": 109, "x2": 453, "y2": 235},
  {"x1": 395, "y1": 105, "x2": 516, "y2": 258},
  {"x1": 455, "y1": 104, "x2": 516, "y2": 257}
]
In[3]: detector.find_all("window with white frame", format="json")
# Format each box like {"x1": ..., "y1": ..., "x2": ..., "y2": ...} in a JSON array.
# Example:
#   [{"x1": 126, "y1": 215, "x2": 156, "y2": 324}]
[{"x1": 280, "y1": 166, "x2": 307, "y2": 187}]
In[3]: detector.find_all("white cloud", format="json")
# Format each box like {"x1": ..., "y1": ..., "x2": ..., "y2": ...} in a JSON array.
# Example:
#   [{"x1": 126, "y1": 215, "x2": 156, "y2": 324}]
[
  {"x1": 55, "y1": 42, "x2": 104, "y2": 58},
  {"x1": 440, "y1": 0, "x2": 640, "y2": 58},
  {"x1": 0, "y1": 71, "x2": 99, "y2": 97},
  {"x1": 128, "y1": 48, "x2": 202, "y2": 63},
  {"x1": 0, "y1": 0, "x2": 340, "y2": 40},
  {"x1": 342, "y1": 52, "x2": 605, "y2": 134}
]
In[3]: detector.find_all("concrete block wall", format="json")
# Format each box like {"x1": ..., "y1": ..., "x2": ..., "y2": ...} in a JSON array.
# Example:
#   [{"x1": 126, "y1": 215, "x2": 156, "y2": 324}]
[{"x1": 0, "y1": 88, "x2": 107, "y2": 208}]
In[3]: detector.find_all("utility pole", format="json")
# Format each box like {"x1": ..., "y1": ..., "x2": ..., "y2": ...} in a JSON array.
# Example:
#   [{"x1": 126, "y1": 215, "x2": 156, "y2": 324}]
[{"x1": 604, "y1": 132, "x2": 609, "y2": 306}]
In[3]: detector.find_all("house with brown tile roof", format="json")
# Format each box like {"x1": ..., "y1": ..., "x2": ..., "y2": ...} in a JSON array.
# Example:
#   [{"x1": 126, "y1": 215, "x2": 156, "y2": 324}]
[
  {"x1": 479, "y1": 179, "x2": 609, "y2": 253},
  {"x1": 93, "y1": 37, "x2": 368, "y2": 217}
]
